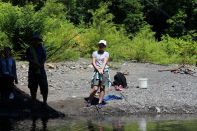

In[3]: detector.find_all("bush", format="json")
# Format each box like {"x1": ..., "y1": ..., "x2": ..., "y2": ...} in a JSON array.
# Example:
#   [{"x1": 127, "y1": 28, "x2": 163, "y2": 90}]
[
  {"x1": 0, "y1": 1, "x2": 196, "y2": 65},
  {"x1": 0, "y1": 31, "x2": 11, "y2": 48},
  {"x1": 160, "y1": 35, "x2": 197, "y2": 64}
]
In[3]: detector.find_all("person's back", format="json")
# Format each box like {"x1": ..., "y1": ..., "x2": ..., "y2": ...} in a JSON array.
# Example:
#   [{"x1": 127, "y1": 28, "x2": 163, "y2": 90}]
[
  {"x1": 0, "y1": 49, "x2": 3, "y2": 99},
  {"x1": 0, "y1": 47, "x2": 18, "y2": 100}
]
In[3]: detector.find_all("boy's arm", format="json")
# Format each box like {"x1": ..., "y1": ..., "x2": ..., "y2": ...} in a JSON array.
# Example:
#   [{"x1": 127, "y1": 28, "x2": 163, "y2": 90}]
[
  {"x1": 92, "y1": 52, "x2": 100, "y2": 71},
  {"x1": 101, "y1": 53, "x2": 109, "y2": 72},
  {"x1": 92, "y1": 57, "x2": 99, "y2": 71},
  {"x1": 101, "y1": 57, "x2": 109, "y2": 72}
]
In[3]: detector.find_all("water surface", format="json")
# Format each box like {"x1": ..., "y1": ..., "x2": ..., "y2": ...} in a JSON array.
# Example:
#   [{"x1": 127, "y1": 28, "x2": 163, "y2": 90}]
[{"x1": 1, "y1": 115, "x2": 197, "y2": 131}]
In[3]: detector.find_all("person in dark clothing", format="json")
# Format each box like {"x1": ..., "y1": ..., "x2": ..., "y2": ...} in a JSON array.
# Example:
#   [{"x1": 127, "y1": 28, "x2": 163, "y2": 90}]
[
  {"x1": 26, "y1": 33, "x2": 48, "y2": 105},
  {"x1": 0, "y1": 47, "x2": 18, "y2": 100},
  {"x1": 0, "y1": 49, "x2": 3, "y2": 100}
]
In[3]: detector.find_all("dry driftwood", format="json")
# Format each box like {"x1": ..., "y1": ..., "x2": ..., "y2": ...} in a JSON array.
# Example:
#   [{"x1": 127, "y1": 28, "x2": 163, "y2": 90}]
[{"x1": 158, "y1": 65, "x2": 196, "y2": 77}]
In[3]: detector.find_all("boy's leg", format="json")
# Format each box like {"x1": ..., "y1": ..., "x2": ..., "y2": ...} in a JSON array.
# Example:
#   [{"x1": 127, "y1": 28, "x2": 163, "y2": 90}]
[
  {"x1": 8, "y1": 80, "x2": 15, "y2": 99},
  {"x1": 30, "y1": 85, "x2": 38, "y2": 104},
  {"x1": 0, "y1": 77, "x2": 2, "y2": 100},
  {"x1": 7, "y1": 76, "x2": 15, "y2": 97},
  {"x1": 88, "y1": 86, "x2": 98, "y2": 103},
  {"x1": 1, "y1": 77, "x2": 6, "y2": 101},
  {"x1": 3, "y1": 76, "x2": 14, "y2": 99},
  {"x1": 88, "y1": 73, "x2": 100, "y2": 105},
  {"x1": 98, "y1": 71, "x2": 109, "y2": 104},
  {"x1": 28, "y1": 74, "x2": 38, "y2": 104},
  {"x1": 42, "y1": 93, "x2": 48, "y2": 104},
  {"x1": 39, "y1": 75, "x2": 48, "y2": 104},
  {"x1": 98, "y1": 86, "x2": 105, "y2": 104}
]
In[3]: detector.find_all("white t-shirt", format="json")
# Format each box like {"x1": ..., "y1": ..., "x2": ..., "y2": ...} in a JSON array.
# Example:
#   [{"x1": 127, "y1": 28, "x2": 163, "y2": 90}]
[{"x1": 92, "y1": 51, "x2": 109, "y2": 69}]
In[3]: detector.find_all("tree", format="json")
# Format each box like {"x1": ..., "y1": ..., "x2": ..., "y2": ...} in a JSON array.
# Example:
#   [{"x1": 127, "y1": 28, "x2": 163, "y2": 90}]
[
  {"x1": 108, "y1": 0, "x2": 145, "y2": 34},
  {"x1": 142, "y1": 0, "x2": 197, "y2": 39}
]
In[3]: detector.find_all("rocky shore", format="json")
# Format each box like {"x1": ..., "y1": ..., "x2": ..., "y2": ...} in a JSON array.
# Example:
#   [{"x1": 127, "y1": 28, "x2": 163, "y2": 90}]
[{"x1": 14, "y1": 58, "x2": 197, "y2": 117}]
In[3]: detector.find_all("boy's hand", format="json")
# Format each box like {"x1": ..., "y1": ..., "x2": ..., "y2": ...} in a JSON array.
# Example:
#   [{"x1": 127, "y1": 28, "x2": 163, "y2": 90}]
[{"x1": 98, "y1": 69, "x2": 104, "y2": 74}]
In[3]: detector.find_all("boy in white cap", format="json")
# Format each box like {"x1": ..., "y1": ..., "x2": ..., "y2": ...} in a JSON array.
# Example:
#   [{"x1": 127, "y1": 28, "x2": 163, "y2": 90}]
[{"x1": 87, "y1": 40, "x2": 110, "y2": 108}]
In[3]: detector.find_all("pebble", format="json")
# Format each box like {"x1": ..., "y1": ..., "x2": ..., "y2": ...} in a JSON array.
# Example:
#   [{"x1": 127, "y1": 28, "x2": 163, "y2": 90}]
[
  {"x1": 70, "y1": 66, "x2": 76, "y2": 69},
  {"x1": 47, "y1": 63, "x2": 55, "y2": 69},
  {"x1": 88, "y1": 65, "x2": 93, "y2": 68}
]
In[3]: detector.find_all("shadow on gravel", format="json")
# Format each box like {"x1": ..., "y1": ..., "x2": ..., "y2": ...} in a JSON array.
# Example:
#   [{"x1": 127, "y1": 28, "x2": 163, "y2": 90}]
[{"x1": 0, "y1": 87, "x2": 65, "y2": 119}]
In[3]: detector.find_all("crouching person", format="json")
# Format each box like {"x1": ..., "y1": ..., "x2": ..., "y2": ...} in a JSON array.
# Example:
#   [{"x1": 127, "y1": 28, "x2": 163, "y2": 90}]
[
  {"x1": 26, "y1": 33, "x2": 48, "y2": 105},
  {"x1": 0, "y1": 47, "x2": 18, "y2": 100},
  {"x1": 113, "y1": 72, "x2": 128, "y2": 91},
  {"x1": 87, "y1": 40, "x2": 110, "y2": 108}
]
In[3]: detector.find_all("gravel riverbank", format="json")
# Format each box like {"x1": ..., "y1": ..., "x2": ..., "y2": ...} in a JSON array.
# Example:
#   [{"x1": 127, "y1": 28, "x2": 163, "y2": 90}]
[{"x1": 16, "y1": 58, "x2": 197, "y2": 116}]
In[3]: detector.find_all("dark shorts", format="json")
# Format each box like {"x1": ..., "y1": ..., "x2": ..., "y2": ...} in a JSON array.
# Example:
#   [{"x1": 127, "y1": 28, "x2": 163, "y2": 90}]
[{"x1": 28, "y1": 72, "x2": 48, "y2": 96}]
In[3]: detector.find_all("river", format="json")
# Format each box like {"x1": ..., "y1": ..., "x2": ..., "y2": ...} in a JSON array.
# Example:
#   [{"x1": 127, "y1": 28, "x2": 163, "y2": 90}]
[{"x1": 1, "y1": 115, "x2": 197, "y2": 131}]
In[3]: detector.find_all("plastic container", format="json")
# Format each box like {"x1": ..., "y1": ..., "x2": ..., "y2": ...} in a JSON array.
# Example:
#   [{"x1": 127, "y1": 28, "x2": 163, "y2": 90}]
[{"x1": 138, "y1": 78, "x2": 148, "y2": 89}]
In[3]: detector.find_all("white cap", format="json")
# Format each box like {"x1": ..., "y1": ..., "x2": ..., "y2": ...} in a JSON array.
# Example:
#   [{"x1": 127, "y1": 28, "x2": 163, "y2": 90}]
[{"x1": 98, "y1": 40, "x2": 107, "y2": 46}]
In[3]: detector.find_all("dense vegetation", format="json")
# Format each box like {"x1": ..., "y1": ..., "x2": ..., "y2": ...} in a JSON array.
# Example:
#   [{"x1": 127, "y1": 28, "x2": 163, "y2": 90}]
[{"x1": 0, "y1": 0, "x2": 196, "y2": 64}]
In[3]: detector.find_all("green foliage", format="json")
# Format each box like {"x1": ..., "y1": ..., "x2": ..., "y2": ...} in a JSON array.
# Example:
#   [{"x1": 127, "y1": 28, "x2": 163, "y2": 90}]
[
  {"x1": 142, "y1": 0, "x2": 197, "y2": 39},
  {"x1": 40, "y1": 0, "x2": 79, "y2": 61},
  {"x1": 111, "y1": 0, "x2": 145, "y2": 34},
  {"x1": 125, "y1": 26, "x2": 171, "y2": 64},
  {"x1": 0, "y1": 0, "x2": 196, "y2": 65},
  {"x1": 0, "y1": 2, "x2": 21, "y2": 54},
  {"x1": 76, "y1": 3, "x2": 133, "y2": 61},
  {"x1": 49, "y1": 49, "x2": 80, "y2": 62},
  {"x1": 160, "y1": 35, "x2": 197, "y2": 64},
  {"x1": 0, "y1": 31, "x2": 11, "y2": 48},
  {"x1": 0, "y1": 2, "x2": 19, "y2": 38},
  {"x1": 166, "y1": 10, "x2": 187, "y2": 37},
  {"x1": 40, "y1": 0, "x2": 65, "y2": 19}
]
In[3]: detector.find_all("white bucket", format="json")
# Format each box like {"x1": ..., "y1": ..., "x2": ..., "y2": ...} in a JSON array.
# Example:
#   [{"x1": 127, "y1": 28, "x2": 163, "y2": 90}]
[{"x1": 138, "y1": 78, "x2": 148, "y2": 89}]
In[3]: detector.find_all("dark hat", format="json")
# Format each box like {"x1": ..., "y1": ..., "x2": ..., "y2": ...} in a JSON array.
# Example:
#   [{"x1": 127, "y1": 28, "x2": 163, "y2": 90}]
[{"x1": 31, "y1": 33, "x2": 43, "y2": 41}]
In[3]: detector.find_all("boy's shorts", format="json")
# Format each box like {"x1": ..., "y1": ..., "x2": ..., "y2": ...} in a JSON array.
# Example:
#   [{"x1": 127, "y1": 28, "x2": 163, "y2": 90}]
[
  {"x1": 28, "y1": 73, "x2": 48, "y2": 96},
  {"x1": 91, "y1": 70, "x2": 110, "y2": 88}
]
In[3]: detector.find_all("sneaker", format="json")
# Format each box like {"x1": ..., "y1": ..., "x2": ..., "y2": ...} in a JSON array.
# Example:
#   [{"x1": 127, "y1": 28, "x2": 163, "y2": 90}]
[
  {"x1": 9, "y1": 92, "x2": 15, "y2": 100},
  {"x1": 97, "y1": 103, "x2": 103, "y2": 109}
]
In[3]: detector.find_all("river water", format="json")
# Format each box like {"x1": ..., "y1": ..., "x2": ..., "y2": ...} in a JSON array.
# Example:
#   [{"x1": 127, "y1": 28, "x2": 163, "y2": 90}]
[{"x1": 1, "y1": 115, "x2": 197, "y2": 131}]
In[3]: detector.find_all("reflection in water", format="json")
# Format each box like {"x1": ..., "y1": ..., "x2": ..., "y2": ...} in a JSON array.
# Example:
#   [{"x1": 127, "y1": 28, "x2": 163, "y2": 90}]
[
  {"x1": 138, "y1": 118, "x2": 147, "y2": 131},
  {"x1": 87, "y1": 120, "x2": 104, "y2": 131},
  {"x1": 87, "y1": 120, "x2": 95, "y2": 131},
  {"x1": 87, "y1": 119, "x2": 125, "y2": 131},
  {"x1": 112, "y1": 120, "x2": 124, "y2": 131},
  {"x1": 98, "y1": 121, "x2": 104, "y2": 131},
  {"x1": 0, "y1": 117, "x2": 197, "y2": 131},
  {"x1": 31, "y1": 117, "x2": 48, "y2": 131}
]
